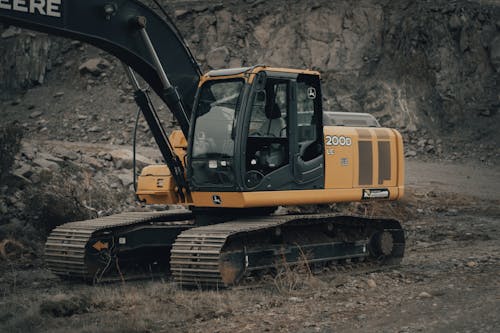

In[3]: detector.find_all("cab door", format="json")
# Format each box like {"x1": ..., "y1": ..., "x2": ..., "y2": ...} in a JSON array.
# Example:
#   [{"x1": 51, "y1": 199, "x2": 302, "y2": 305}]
[
  {"x1": 242, "y1": 71, "x2": 324, "y2": 191},
  {"x1": 243, "y1": 73, "x2": 292, "y2": 190}
]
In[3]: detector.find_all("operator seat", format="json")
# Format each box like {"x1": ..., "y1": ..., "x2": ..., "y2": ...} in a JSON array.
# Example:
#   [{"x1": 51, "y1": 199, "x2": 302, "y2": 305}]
[
  {"x1": 256, "y1": 103, "x2": 287, "y2": 171},
  {"x1": 259, "y1": 103, "x2": 285, "y2": 137}
]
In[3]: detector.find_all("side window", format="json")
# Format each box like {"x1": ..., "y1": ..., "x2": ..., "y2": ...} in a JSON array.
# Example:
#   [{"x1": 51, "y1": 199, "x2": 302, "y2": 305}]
[
  {"x1": 245, "y1": 78, "x2": 290, "y2": 181},
  {"x1": 296, "y1": 81, "x2": 316, "y2": 142},
  {"x1": 248, "y1": 90, "x2": 266, "y2": 135},
  {"x1": 295, "y1": 75, "x2": 322, "y2": 162},
  {"x1": 249, "y1": 80, "x2": 288, "y2": 138}
]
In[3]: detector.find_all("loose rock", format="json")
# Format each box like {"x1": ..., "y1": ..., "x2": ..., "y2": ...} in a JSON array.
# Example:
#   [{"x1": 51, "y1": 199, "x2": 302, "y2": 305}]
[
  {"x1": 466, "y1": 261, "x2": 478, "y2": 267},
  {"x1": 88, "y1": 126, "x2": 102, "y2": 133},
  {"x1": 366, "y1": 279, "x2": 377, "y2": 288},
  {"x1": 418, "y1": 292, "x2": 432, "y2": 298},
  {"x1": 29, "y1": 111, "x2": 43, "y2": 119},
  {"x1": 78, "y1": 58, "x2": 111, "y2": 76}
]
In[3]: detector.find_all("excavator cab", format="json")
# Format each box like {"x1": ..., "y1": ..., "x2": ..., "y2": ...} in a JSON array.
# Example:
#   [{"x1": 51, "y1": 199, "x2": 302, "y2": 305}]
[{"x1": 187, "y1": 67, "x2": 325, "y2": 196}]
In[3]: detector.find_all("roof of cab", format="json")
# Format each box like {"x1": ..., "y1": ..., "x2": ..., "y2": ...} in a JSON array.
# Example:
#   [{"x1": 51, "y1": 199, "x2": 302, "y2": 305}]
[
  {"x1": 323, "y1": 112, "x2": 381, "y2": 127},
  {"x1": 205, "y1": 65, "x2": 320, "y2": 78}
]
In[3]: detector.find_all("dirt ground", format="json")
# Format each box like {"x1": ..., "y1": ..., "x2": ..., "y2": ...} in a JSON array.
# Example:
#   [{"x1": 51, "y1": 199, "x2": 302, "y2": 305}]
[{"x1": 0, "y1": 157, "x2": 498, "y2": 333}]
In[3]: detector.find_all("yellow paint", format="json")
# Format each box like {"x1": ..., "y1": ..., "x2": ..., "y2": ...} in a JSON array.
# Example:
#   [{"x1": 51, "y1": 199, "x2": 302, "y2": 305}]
[
  {"x1": 198, "y1": 73, "x2": 250, "y2": 86},
  {"x1": 136, "y1": 164, "x2": 179, "y2": 204},
  {"x1": 170, "y1": 130, "x2": 187, "y2": 148},
  {"x1": 136, "y1": 131, "x2": 195, "y2": 205},
  {"x1": 394, "y1": 129, "x2": 405, "y2": 197},
  {"x1": 198, "y1": 66, "x2": 320, "y2": 86},
  {"x1": 255, "y1": 66, "x2": 320, "y2": 76},
  {"x1": 385, "y1": 130, "x2": 398, "y2": 187},
  {"x1": 323, "y1": 127, "x2": 357, "y2": 189},
  {"x1": 92, "y1": 241, "x2": 108, "y2": 251},
  {"x1": 137, "y1": 125, "x2": 405, "y2": 207},
  {"x1": 191, "y1": 187, "x2": 401, "y2": 208},
  {"x1": 169, "y1": 130, "x2": 188, "y2": 167},
  {"x1": 323, "y1": 126, "x2": 404, "y2": 193},
  {"x1": 372, "y1": 129, "x2": 380, "y2": 187}
]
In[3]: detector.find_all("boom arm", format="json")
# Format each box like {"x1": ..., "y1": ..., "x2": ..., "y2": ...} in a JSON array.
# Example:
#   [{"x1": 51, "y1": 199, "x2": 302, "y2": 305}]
[
  {"x1": 0, "y1": 0, "x2": 203, "y2": 199},
  {"x1": 0, "y1": 0, "x2": 201, "y2": 136}
]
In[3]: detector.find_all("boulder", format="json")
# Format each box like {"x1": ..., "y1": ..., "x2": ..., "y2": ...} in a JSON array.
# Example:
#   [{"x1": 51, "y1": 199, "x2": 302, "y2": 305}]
[
  {"x1": 78, "y1": 58, "x2": 111, "y2": 76},
  {"x1": 175, "y1": 9, "x2": 191, "y2": 19},
  {"x1": 82, "y1": 156, "x2": 103, "y2": 169},
  {"x1": 32, "y1": 153, "x2": 63, "y2": 171},
  {"x1": 109, "y1": 149, "x2": 156, "y2": 170},
  {"x1": 115, "y1": 171, "x2": 134, "y2": 187},
  {"x1": 206, "y1": 46, "x2": 230, "y2": 69},
  {"x1": 12, "y1": 164, "x2": 33, "y2": 179}
]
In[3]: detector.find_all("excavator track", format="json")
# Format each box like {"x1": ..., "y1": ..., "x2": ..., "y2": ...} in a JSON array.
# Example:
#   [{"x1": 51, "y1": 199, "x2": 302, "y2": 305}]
[
  {"x1": 45, "y1": 210, "x2": 194, "y2": 282},
  {"x1": 171, "y1": 214, "x2": 404, "y2": 287}
]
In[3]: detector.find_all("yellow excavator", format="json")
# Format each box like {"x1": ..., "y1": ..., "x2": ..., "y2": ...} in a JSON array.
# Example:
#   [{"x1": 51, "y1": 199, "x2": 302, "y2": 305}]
[{"x1": 0, "y1": 0, "x2": 405, "y2": 286}]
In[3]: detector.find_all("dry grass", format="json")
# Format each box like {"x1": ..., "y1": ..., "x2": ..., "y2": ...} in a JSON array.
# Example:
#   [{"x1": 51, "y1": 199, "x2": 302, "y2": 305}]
[
  {"x1": 39, "y1": 293, "x2": 91, "y2": 317},
  {"x1": 1, "y1": 280, "x2": 250, "y2": 333},
  {"x1": 270, "y1": 248, "x2": 328, "y2": 295}
]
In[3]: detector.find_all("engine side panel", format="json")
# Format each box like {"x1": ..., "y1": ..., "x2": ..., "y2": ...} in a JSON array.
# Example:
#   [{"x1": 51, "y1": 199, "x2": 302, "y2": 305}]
[
  {"x1": 323, "y1": 126, "x2": 404, "y2": 191},
  {"x1": 189, "y1": 187, "x2": 402, "y2": 208}
]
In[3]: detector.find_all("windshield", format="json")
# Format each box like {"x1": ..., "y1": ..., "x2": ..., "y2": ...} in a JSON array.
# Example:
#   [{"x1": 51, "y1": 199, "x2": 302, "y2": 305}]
[
  {"x1": 192, "y1": 79, "x2": 244, "y2": 158},
  {"x1": 190, "y1": 79, "x2": 244, "y2": 188}
]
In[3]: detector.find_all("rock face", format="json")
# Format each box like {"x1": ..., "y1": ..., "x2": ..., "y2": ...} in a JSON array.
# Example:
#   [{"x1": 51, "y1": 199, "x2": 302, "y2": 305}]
[
  {"x1": 0, "y1": 0, "x2": 499, "y2": 138},
  {"x1": 0, "y1": 131, "x2": 141, "y2": 251},
  {"x1": 175, "y1": 0, "x2": 500, "y2": 134},
  {"x1": 0, "y1": 29, "x2": 51, "y2": 90}
]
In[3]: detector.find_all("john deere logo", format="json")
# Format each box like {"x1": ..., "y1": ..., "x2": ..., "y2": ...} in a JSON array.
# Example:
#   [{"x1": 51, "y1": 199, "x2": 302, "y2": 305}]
[
  {"x1": 212, "y1": 195, "x2": 222, "y2": 205},
  {"x1": 307, "y1": 87, "x2": 316, "y2": 99},
  {"x1": 0, "y1": 0, "x2": 63, "y2": 18}
]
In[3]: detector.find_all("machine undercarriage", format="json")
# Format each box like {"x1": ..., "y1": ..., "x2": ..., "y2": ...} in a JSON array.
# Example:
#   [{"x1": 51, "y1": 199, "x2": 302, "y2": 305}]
[{"x1": 45, "y1": 211, "x2": 404, "y2": 287}]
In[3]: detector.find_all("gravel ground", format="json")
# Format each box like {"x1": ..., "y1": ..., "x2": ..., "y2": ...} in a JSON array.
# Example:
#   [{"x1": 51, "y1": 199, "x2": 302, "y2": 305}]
[{"x1": 0, "y1": 152, "x2": 498, "y2": 333}]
